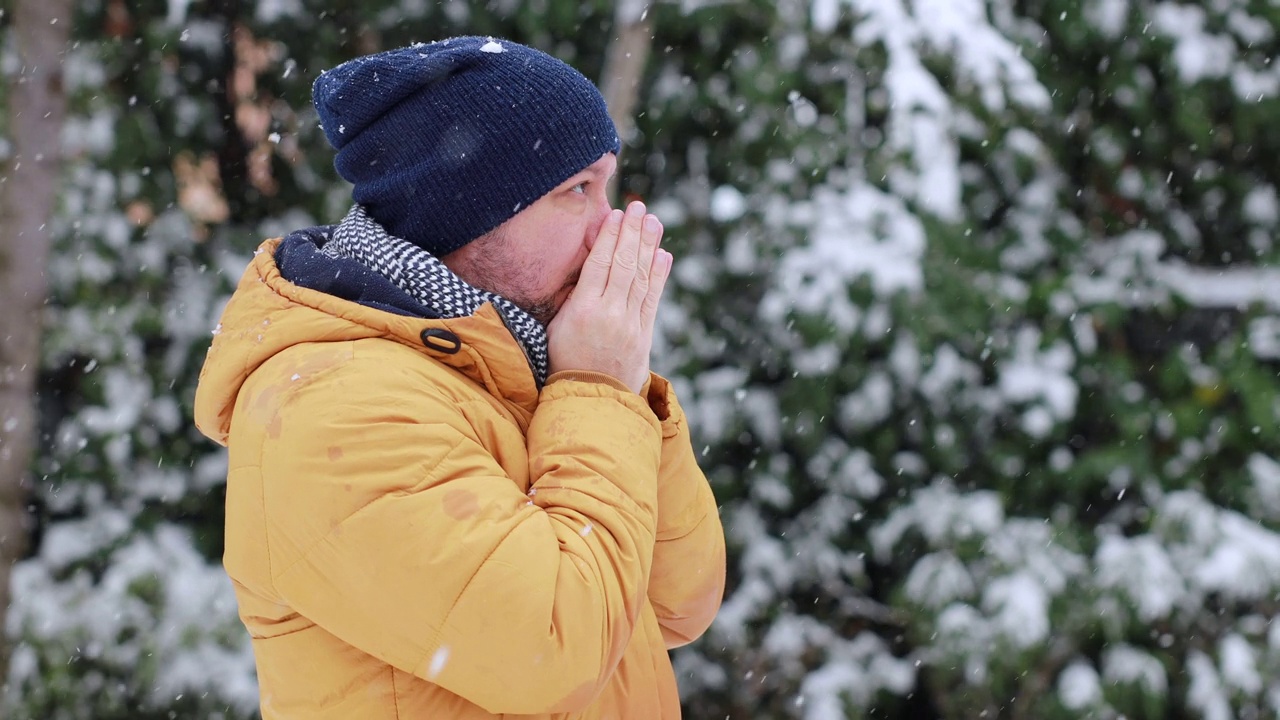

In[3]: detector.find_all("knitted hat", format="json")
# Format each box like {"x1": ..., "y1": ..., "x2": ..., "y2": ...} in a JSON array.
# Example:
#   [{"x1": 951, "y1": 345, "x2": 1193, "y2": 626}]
[{"x1": 312, "y1": 37, "x2": 620, "y2": 256}]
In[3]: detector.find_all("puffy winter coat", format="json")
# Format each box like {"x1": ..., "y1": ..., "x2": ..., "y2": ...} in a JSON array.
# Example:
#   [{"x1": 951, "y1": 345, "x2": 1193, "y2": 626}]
[{"x1": 193, "y1": 232, "x2": 726, "y2": 719}]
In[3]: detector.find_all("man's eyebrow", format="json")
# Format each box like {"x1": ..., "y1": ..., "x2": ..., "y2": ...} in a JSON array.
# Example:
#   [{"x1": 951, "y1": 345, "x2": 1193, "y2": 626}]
[
  {"x1": 562, "y1": 160, "x2": 614, "y2": 187},
  {"x1": 566, "y1": 169, "x2": 607, "y2": 186}
]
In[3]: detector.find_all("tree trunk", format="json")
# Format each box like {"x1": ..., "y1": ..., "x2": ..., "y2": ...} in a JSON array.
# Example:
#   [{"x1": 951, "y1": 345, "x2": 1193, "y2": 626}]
[
  {"x1": 599, "y1": 0, "x2": 654, "y2": 203},
  {"x1": 208, "y1": 0, "x2": 250, "y2": 220},
  {"x1": 0, "y1": 0, "x2": 72, "y2": 692}
]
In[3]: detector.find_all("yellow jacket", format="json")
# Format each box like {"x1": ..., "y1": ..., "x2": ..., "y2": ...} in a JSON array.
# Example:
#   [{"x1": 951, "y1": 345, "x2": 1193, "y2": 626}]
[{"x1": 193, "y1": 236, "x2": 726, "y2": 719}]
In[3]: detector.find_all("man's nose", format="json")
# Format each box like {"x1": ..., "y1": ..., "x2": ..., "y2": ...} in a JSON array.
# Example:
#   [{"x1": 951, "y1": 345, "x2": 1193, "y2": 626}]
[{"x1": 584, "y1": 197, "x2": 615, "y2": 251}]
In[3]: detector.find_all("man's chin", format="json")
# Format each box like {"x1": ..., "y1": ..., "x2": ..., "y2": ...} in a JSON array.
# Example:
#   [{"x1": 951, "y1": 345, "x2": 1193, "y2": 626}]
[
  {"x1": 538, "y1": 285, "x2": 578, "y2": 326},
  {"x1": 510, "y1": 284, "x2": 573, "y2": 327},
  {"x1": 519, "y1": 299, "x2": 559, "y2": 327}
]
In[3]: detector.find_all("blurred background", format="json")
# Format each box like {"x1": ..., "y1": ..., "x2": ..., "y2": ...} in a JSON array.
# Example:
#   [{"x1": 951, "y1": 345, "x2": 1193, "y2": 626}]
[{"x1": 2, "y1": 0, "x2": 1280, "y2": 718}]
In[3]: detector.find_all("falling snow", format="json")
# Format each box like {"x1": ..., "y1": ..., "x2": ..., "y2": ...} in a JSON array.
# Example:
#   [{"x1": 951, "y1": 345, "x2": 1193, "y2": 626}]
[{"x1": 12, "y1": 2, "x2": 1280, "y2": 718}]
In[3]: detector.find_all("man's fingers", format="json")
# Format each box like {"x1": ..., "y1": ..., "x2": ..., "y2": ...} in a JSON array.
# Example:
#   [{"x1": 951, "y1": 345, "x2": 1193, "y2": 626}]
[
  {"x1": 576, "y1": 208, "x2": 623, "y2": 297},
  {"x1": 605, "y1": 201, "x2": 646, "y2": 298},
  {"x1": 628, "y1": 213, "x2": 663, "y2": 309},
  {"x1": 640, "y1": 249, "x2": 672, "y2": 332}
]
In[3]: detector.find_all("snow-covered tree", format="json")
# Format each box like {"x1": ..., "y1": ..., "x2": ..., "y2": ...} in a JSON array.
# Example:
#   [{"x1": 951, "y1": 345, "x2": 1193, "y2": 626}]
[{"x1": 642, "y1": 1, "x2": 1280, "y2": 717}]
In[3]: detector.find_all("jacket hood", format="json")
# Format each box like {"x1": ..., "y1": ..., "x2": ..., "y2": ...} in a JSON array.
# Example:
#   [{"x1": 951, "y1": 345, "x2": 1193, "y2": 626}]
[
  {"x1": 193, "y1": 231, "x2": 540, "y2": 446},
  {"x1": 272, "y1": 225, "x2": 441, "y2": 319}
]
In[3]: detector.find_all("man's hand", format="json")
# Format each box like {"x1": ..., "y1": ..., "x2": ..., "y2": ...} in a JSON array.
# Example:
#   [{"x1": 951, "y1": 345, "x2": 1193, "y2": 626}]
[{"x1": 548, "y1": 201, "x2": 672, "y2": 393}]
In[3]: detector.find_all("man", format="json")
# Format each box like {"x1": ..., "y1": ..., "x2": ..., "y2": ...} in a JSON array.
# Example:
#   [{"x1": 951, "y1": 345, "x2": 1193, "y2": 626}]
[{"x1": 192, "y1": 36, "x2": 726, "y2": 719}]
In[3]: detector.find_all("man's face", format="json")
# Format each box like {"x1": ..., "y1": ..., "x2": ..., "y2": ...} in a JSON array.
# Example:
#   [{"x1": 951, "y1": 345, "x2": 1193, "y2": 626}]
[{"x1": 443, "y1": 152, "x2": 618, "y2": 325}]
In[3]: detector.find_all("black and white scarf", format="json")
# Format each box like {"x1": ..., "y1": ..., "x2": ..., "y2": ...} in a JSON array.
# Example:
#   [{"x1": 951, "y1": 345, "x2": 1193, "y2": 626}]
[{"x1": 321, "y1": 205, "x2": 551, "y2": 386}]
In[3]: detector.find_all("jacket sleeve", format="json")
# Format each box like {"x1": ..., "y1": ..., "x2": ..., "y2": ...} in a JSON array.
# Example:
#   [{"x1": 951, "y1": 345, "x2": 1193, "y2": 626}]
[
  {"x1": 255, "y1": 357, "x2": 659, "y2": 716},
  {"x1": 644, "y1": 374, "x2": 727, "y2": 648}
]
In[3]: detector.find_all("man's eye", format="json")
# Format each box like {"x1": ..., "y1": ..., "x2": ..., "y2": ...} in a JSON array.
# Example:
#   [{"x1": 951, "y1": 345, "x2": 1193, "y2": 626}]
[{"x1": 571, "y1": 182, "x2": 587, "y2": 194}]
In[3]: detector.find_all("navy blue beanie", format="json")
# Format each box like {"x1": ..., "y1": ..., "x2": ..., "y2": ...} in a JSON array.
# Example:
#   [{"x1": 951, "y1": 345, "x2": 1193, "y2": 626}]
[{"x1": 312, "y1": 37, "x2": 621, "y2": 256}]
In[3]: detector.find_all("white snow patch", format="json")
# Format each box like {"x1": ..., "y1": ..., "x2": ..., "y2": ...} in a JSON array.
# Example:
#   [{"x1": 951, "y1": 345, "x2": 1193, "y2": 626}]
[
  {"x1": 983, "y1": 520, "x2": 1087, "y2": 594},
  {"x1": 741, "y1": 531, "x2": 793, "y2": 590},
  {"x1": 917, "y1": 345, "x2": 982, "y2": 413},
  {"x1": 838, "y1": 372, "x2": 894, "y2": 431},
  {"x1": 11, "y1": 524, "x2": 259, "y2": 712},
  {"x1": 796, "y1": 631, "x2": 915, "y2": 716},
  {"x1": 997, "y1": 328, "x2": 1078, "y2": 437},
  {"x1": 787, "y1": 91, "x2": 819, "y2": 127},
  {"x1": 871, "y1": 484, "x2": 1003, "y2": 560},
  {"x1": 710, "y1": 185, "x2": 748, "y2": 222},
  {"x1": 1094, "y1": 533, "x2": 1185, "y2": 622},
  {"x1": 480, "y1": 40, "x2": 505, "y2": 54},
  {"x1": 1243, "y1": 185, "x2": 1278, "y2": 225},
  {"x1": 1102, "y1": 643, "x2": 1168, "y2": 696},
  {"x1": 763, "y1": 181, "x2": 925, "y2": 336},
  {"x1": 1247, "y1": 316, "x2": 1280, "y2": 360},
  {"x1": 686, "y1": 366, "x2": 751, "y2": 443},
  {"x1": 982, "y1": 572, "x2": 1050, "y2": 649},
  {"x1": 812, "y1": 0, "x2": 841, "y2": 33},
  {"x1": 167, "y1": 0, "x2": 192, "y2": 24},
  {"x1": 793, "y1": 342, "x2": 841, "y2": 376},
  {"x1": 615, "y1": 0, "x2": 650, "y2": 24},
  {"x1": 713, "y1": 574, "x2": 775, "y2": 645},
  {"x1": 1218, "y1": 633, "x2": 1261, "y2": 695},
  {"x1": 1227, "y1": 7, "x2": 1274, "y2": 45},
  {"x1": 1151, "y1": 4, "x2": 1236, "y2": 83},
  {"x1": 903, "y1": 551, "x2": 976, "y2": 609},
  {"x1": 1249, "y1": 454, "x2": 1280, "y2": 519},
  {"x1": 1057, "y1": 661, "x2": 1103, "y2": 710},
  {"x1": 1074, "y1": 231, "x2": 1280, "y2": 312},
  {"x1": 750, "y1": 474, "x2": 794, "y2": 510},
  {"x1": 1084, "y1": 0, "x2": 1130, "y2": 38},
  {"x1": 1157, "y1": 262, "x2": 1280, "y2": 312},
  {"x1": 832, "y1": 448, "x2": 884, "y2": 499},
  {"x1": 933, "y1": 602, "x2": 992, "y2": 675},
  {"x1": 80, "y1": 368, "x2": 152, "y2": 436},
  {"x1": 177, "y1": 19, "x2": 227, "y2": 56},
  {"x1": 62, "y1": 110, "x2": 118, "y2": 158},
  {"x1": 1187, "y1": 650, "x2": 1233, "y2": 720},
  {"x1": 763, "y1": 613, "x2": 816, "y2": 661},
  {"x1": 256, "y1": 0, "x2": 305, "y2": 22},
  {"x1": 1157, "y1": 491, "x2": 1280, "y2": 603},
  {"x1": 1231, "y1": 64, "x2": 1280, "y2": 102},
  {"x1": 1193, "y1": 514, "x2": 1280, "y2": 600},
  {"x1": 888, "y1": 336, "x2": 921, "y2": 385},
  {"x1": 37, "y1": 510, "x2": 133, "y2": 570},
  {"x1": 825, "y1": 0, "x2": 1047, "y2": 219}
]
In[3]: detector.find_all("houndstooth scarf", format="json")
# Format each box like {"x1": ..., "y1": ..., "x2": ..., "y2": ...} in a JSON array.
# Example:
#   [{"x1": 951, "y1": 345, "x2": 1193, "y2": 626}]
[{"x1": 322, "y1": 204, "x2": 550, "y2": 386}]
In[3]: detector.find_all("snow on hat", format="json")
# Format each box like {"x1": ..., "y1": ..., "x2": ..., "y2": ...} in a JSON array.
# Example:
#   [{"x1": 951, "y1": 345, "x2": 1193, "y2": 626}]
[{"x1": 312, "y1": 36, "x2": 620, "y2": 256}]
